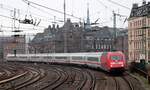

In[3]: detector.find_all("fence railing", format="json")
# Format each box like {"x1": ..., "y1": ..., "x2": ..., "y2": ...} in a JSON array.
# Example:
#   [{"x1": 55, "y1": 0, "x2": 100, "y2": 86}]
[{"x1": 130, "y1": 61, "x2": 150, "y2": 84}]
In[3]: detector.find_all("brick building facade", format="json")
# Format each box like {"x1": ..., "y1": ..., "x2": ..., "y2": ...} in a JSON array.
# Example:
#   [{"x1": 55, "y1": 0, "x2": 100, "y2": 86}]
[
  {"x1": 0, "y1": 35, "x2": 26, "y2": 59},
  {"x1": 128, "y1": 1, "x2": 150, "y2": 62}
]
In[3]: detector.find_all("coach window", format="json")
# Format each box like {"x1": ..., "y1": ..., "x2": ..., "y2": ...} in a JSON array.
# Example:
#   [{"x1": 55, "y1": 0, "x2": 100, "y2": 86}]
[
  {"x1": 55, "y1": 57, "x2": 67, "y2": 59},
  {"x1": 72, "y1": 57, "x2": 83, "y2": 60},
  {"x1": 43, "y1": 56, "x2": 52, "y2": 59},
  {"x1": 87, "y1": 57, "x2": 99, "y2": 62},
  {"x1": 32, "y1": 56, "x2": 39, "y2": 58},
  {"x1": 21, "y1": 56, "x2": 27, "y2": 58}
]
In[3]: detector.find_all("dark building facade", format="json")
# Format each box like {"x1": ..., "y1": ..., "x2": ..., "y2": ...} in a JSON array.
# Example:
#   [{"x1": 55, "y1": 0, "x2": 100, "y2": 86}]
[
  {"x1": 30, "y1": 19, "x2": 83, "y2": 53},
  {"x1": 116, "y1": 29, "x2": 128, "y2": 60},
  {"x1": 82, "y1": 26, "x2": 114, "y2": 52},
  {"x1": 29, "y1": 19, "x2": 127, "y2": 54}
]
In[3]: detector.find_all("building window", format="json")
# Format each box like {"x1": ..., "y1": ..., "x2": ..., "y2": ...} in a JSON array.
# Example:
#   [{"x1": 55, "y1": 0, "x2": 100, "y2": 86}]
[
  {"x1": 140, "y1": 20, "x2": 142, "y2": 26},
  {"x1": 148, "y1": 19, "x2": 150, "y2": 26},
  {"x1": 148, "y1": 51, "x2": 150, "y2": 60},
  {"x1": 148, "y1": 42, "x2": 150, "y2": 49},
  {"x1": 130, "y1": 22, "x2": 132, "y2": 27},
  {"x1": 142, "y1": 18, "x2": 146, "y2": 26}
]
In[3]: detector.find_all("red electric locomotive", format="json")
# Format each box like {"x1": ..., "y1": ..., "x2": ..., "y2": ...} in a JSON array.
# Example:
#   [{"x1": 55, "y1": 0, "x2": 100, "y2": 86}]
[{"x1": 100, "y1": 51, "x2": 126, "y2": 72}]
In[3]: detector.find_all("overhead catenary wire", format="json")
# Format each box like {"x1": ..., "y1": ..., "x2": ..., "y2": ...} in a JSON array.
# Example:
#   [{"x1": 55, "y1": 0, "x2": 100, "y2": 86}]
[
  {"x1": 0, "y1": 14, "x2": 14, "y2": 19},
  {"x1": 95, "y1": 0, "x2": 115, "y2": 16},
  {"x1": 94, "y1": 0, "x2": 114, "y2": 27},
  {"x1": 0, "y1": 29, "x2": 43, "y2": 33},
  {"x1": 0, "y1": 3, "x2": 65, "y2": 24},
  {"x1": 0, "y1": 1, "x2": 65, "y2": 36},
  {"x1": 95, "y1": 0, "x2": 131, "y2": 12},
  {"x1": 95, "y1": 0, "x2": 129, "y2": 28},
  {"x1": 22, "y1": 0, "x2": 81, "y2": 20},
  {"x1": 0, "y1": 3, "x2": 14, "y2": 11},
  {"x1": 27, "y1": 4, "x2": 56, "y2": 18},
  {"x1": 0, "y1": 0, "x2": 130, "y2": 30},
  {"x1": 0, "y1": 4, "x2": 65, "y2": 29},
  {"x1": 107, "y1": 0, "x2": 131, "y2": 10},
  {"x1": 27, "y1": 4, "x2": 65, "y2": 23},
  {"x1": 0, "y1": 14, "x2": 51, "y2": 28},
  {"x1": 96, "y1": 0, "x2": 109, "y2": 9},
  {"x1": 0, "y1": 25, "x2": 44, "y2": 30}
]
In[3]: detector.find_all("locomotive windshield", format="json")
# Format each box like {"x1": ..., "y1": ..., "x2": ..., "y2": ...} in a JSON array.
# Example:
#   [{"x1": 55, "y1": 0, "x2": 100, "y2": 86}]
[{"x1": 111, "y1": 56, "x2": 122, "y2": 60}]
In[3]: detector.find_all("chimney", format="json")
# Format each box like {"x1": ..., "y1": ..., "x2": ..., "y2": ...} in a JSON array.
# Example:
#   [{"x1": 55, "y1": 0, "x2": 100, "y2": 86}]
[
  {"x1": 56, "y1": 25, "x2": 59, "y2": 29},
  {"x1": 48, "y1": 25, "x2": 51, "y2": 29},
  {"x1": 67, "y1": 18, "x2": 71, "y2": 23},
  {"x1": 143, "y1": 0, "x2": 146, "y2": 5},
  {"x1": 52, "y1": 24, "x2": 55, "y2": 29},
  {"x1": 133, "y1": 3, "x2": 138, "y2": 8}
]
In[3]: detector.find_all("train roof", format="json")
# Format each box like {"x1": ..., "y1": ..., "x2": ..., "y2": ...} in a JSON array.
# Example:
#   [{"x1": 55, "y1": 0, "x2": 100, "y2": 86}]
[
  {"x1": 7, "y1": 52, "x2": 104, "y2": 57},
  {"x1": 7, "y1": 51, "x2": 124, "y2": 58}
]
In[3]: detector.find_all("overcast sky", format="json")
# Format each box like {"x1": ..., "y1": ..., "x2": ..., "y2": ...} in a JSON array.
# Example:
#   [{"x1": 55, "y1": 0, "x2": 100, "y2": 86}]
[{"x1": 0, "y1": 0, "x2": 150, "y2": 36}]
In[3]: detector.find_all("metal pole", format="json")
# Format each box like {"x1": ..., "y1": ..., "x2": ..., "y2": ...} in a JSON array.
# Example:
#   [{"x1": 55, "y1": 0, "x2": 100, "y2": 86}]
[
  {"x1": 13, "y1": 8, "x2": 17, "y2": 55},
  {"x1": 64, "y1": 0, "x2": 66, "y2": 24},
  {"x1": 13, "y1": 8, "x2": 16, "y2": 32},
  {"x1": 64, "y1": 0, "x2": 67, "y2": 53},
  {"x1": 113, "y1": 11, "x2": 116, "y2": 51}
]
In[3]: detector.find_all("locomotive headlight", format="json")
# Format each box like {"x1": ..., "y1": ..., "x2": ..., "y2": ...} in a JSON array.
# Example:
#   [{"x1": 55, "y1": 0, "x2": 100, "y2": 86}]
[
  {"x1": 110, "y1": 65, "x2": 113, "y2": 67},
  {"x1": 121, "y1": 64, "x2": 124, "y2": 67},
  {"x1": 111, "y1": 62, "x2": 115, "y2": 64}
]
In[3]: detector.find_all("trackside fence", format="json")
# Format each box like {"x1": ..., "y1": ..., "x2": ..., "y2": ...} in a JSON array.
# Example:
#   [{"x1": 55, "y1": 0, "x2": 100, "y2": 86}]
[{"x1": 130, "y1": 61, "x2": 150, "y2": 84}]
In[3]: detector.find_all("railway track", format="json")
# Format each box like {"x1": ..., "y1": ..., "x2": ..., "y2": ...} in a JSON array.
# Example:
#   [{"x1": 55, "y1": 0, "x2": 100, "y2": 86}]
[
  {"x1": 0, "y1": 65, "x2": 20, "y2": 81},
  {"x1": 85, "y1": 69, "x2": 96, "y2": 90},
  {"x1": 0, "y1": 63, "x2": 146, "y2": 90},
  {"x1": 39, "y1": 66, "x2": 69, "y2": 90},
  {"x1": 34, "y1": 65, "x2": 97, "y2": 90},
  {"x1": 75, "y1": 68, "x2": 88, "y2": 90},
  {"x1": 0, "y1": 64, "x2": 27, "y2": 89},
  {"x1": 121, "y1": 72, "x2": 144, "y2": 90},
  {"x1": 121, "y1": 76, "x2": 134, "y2": 90},
  {"x1": 112, "y1": 77, "x2": 132, "y2": 90},
  {"x1": 76, "y1": 69, "x2": 96, "y2": 90},
  {"x1": 12, "y1": 67, "x2": 46, "y2": 90},
  {"x1": 0, "y1": 63, "x2": 46, "y2": 90},
  {"x1": 104, "y1": 72, "x2": 145, "y2": 90},
  {"x1": 34, "y1": 67, "x2": 62, "y2": 89},
  {"x1": 113, "y1": 77, "x2": 120, "y2": 90}
]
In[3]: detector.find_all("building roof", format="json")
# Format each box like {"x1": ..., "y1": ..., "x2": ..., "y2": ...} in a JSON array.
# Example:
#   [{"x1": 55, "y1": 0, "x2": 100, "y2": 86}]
[{"x1": 129, "y1": 2, "x2": 150, "y2": 18}]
